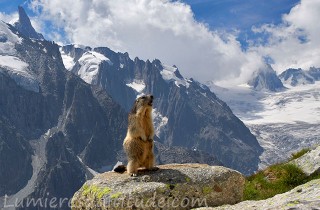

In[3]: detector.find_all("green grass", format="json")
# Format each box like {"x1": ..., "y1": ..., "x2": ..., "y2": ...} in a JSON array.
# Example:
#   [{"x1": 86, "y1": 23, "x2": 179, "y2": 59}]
[
  {"x1": 289, "y1": 148, "x2": 311, "y2": 161},
  {"x1": 244, "y1": 148, "x2": 319, "y2": 201}
]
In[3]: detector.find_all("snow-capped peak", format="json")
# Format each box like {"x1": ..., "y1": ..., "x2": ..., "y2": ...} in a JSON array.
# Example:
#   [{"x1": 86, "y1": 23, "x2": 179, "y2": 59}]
[
  {"x1": 76, "y1": 51, "x2": 112, "y2": 84},
  {"x1": 0, "y1": 22, "x2": 39, "y2": 92},
  {"x1": 160, "y1": 64, "x2": 190, "y2": 88}
]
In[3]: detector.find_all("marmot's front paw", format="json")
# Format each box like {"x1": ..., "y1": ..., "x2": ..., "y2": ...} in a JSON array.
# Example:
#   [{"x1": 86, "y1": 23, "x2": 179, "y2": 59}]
[{"x1": 148, "y1": 166, "x2": 159, "y2": 171}]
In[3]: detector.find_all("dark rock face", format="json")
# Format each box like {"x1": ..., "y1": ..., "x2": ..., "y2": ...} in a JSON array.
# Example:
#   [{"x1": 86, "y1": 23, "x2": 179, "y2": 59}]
[
  {"x1": 14, "y1": 6, "x2": 44, "y2": 40},
  {"x1": 62, "y1": 45, "x2": 263, "y2": 175},
  {"x1": 0, "y1": 22, "x2": 127, "y2": 209},
  {"x1": 0, "y1": 110, "x2": 32, "y2": 196},
  {"x1": 279, "y1": 68, "x2": 315, "y2": 86},
  {"x1": 248, "y1": 64, "x2": 285, "y2": 91}
]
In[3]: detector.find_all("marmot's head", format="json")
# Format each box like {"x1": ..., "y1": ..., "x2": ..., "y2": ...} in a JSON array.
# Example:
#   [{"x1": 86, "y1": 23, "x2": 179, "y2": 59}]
[{"x1": 130, "y1": 94, "x2": 153, "y2": 115}]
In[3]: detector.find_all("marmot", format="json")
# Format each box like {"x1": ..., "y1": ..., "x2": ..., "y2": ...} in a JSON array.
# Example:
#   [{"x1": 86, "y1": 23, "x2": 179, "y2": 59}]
[{"x1": 122, "y1": 94, "x2": 157, "y2": 176}]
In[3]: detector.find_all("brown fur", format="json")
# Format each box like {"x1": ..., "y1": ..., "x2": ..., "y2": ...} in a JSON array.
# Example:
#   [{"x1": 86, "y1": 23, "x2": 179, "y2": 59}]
[{"x1": 123, "y1": 95, "x2": 155, "y2": 176}]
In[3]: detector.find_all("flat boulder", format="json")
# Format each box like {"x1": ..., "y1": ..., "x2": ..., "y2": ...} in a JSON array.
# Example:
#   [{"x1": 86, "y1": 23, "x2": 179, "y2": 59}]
[{"x1": 71, "y1": 164, "x2": 245, "y2": 209}]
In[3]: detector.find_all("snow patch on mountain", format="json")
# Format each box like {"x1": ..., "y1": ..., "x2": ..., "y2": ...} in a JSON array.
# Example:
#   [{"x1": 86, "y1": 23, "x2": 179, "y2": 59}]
[
  {"x1": 0, "y1": 22, "x2": 22, "y2": 55},
  {"x1": 160, "y1": 64, "x2": 190, "y2": 88},
  {"x1": 152, "y1": 109, "x2": 168, "y2": 138},
  {"x1": 126, "y1": 80, "x2": 146, "y2": 95},
  {"x1": 60, "y1": 49, "x2": 75, "y2": 70},
  {"x1": 0, "y1": 55, "x2": 39, "y2": 92},
  {"x1": 77, "y1": 51, "x2": 112, "y2": 84}
]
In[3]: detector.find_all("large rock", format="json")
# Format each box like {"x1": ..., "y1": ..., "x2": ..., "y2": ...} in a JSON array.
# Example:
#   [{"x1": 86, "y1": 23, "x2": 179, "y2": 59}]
[
  {"x1": 71, "y1": 164, "x2": 245, "y2": 209},
  {"x1": 292, "y1": 145, "x2": 320, "y2": 175},
  {"x1": 198, "y1": 178, "x2": 320, "y2": 210}
]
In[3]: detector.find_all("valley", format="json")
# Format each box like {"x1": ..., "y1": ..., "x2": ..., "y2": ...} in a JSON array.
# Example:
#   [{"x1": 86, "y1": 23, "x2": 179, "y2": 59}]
[{"x1": 211, "y1": 82, "x2": 320, "y2": 169}]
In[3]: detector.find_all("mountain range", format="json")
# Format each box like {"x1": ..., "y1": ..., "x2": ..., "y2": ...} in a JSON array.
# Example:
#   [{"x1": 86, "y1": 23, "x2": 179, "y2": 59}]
[{"x1": 0, "y1": 7, "x2": 263, "y2": 209}]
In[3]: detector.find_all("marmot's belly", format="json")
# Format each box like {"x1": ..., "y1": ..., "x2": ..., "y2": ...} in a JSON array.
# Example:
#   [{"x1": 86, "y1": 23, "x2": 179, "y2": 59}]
[{"x1": 124, "y1": 138, "x2": 153, "y2": 163}]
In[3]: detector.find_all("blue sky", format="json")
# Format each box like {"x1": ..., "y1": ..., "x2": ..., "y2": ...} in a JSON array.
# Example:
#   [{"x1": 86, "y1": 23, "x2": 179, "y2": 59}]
[
  {"x1": 182, "y1": 0, "x2": 300, "y2": 48},
  {"x1": 0, "y1": 0, "x2": 300, "y2": 51},
  {"x1": 1, "y1": 0, "x2": 319, "y2": 85},
  {"x1": 1, "y1": 0, "x2": 299, "y2": 33},
  {"x1": 0, "y1": 0, "x2": 29, "y2": 13},
  {"x1": 182, "y1": 0, "x2": 299, "y2": 30}
]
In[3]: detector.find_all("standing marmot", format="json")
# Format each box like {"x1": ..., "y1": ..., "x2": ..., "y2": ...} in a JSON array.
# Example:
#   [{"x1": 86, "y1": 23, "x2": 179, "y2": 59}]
[{"x1": 123, "y1": 94, "x2": 157, "y2": 176}]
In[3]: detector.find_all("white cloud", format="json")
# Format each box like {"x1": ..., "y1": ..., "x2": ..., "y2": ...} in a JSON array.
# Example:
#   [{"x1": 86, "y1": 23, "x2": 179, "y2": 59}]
[
  {"x1": 21, "y1": 0, "x2": 320, "y2": 85},
  {"x1": 0, "y1": 12, "x2": 18, "y2": 24},
  {"x1": 29, "y1": 0, "x2": 259, "y2": 83},
  {"x1": 249, "y1": 0, "x2": 320, "y2": 74}
]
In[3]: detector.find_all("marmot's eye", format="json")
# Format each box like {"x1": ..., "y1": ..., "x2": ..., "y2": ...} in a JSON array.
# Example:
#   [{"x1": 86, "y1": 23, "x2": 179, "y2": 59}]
[{"x1": 141, "y1": 96, "x2": 146, "y2": 99}]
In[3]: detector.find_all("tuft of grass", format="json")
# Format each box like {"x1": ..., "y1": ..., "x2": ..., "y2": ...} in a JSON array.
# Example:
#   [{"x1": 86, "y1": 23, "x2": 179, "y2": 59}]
[
  {"x1": 244, "y1": 163, "x2": 308, "y2": 200},
  {"x1": 289, "y1": 148, "x2": 311, "y2": 161}
]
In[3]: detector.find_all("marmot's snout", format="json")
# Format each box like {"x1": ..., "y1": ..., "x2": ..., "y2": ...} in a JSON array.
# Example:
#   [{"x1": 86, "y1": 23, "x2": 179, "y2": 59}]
[{"x1": 148, "y1": 95, "x2": 153, "y2": 106}]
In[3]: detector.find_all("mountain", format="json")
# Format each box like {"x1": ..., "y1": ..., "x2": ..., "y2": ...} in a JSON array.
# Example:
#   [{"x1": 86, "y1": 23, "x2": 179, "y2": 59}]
[
  {"x1": 279, "y1": 68, "x2": 315, "y2": 86},
  {"x1": 0, "y1": 20, "x2": 128, "y2": 209},
  {"x1": 247, "y1": 64, "x2": 285, "y2": 91},
  {"x1": 61, "y1": 45, "x2": 263, "y2": 175},
  {"x1": 13, "y1": 6, "x2": 44, "y2": 40},
  {"x1": 308, "y1": 67, "x2": 320, "y2": 80}
]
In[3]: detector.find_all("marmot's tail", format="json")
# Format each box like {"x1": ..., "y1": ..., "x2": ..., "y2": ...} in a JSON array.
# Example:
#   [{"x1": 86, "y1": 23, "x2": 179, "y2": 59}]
[{"x1": 112, "y1": 161, "x2": 126, "y2": 173}]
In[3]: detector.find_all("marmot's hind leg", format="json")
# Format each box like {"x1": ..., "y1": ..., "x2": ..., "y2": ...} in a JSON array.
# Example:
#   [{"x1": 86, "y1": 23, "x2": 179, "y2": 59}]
[
  {"x1": 143, "y1": 151, "x2": 159, "y2": 171},
  {"x1": 127, "y1": 160, "x2": 139, "y2": 177},
  {"x1": 124, "y1": 139, "x2": 144, "y2": 176}
]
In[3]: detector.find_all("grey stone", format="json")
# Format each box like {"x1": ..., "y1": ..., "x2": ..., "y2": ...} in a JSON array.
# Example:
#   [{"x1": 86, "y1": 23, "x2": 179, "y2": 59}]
[{"x1": 71, "y1": 164, "x2": 245, "y2": 210}]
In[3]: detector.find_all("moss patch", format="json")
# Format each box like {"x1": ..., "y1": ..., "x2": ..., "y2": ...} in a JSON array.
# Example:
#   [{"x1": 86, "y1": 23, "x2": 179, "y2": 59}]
[
  {"x1": 166, "y1": 184, "x2": 176, "y2": 190},
  {"x1": 82, "y1": 184, "x2": 112, "y2": 199},
  {"x1": 202, "y1": 186, "x2": 213, "y2": 194},
  {"x1": 110, "y1": 192, "x2": 122, "y2": 199}
]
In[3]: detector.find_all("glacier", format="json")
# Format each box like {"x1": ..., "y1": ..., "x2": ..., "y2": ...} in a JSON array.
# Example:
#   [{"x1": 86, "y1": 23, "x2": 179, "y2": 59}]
[{"x1": 210, "y1": 81, "x2": 320, "y2": 169}]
